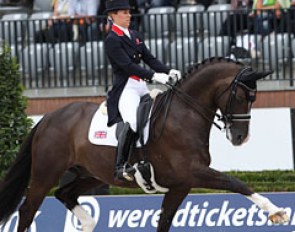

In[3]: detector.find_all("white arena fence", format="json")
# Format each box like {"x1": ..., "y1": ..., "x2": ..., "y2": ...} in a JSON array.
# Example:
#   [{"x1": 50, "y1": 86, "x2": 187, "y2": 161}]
[{"x1": 30, "y1": 107, "x2": 295, "y2": 171}]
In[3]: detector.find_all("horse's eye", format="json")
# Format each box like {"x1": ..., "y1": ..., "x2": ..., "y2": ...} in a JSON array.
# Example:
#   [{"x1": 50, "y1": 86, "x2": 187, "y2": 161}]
[{"x1": 235, "y1": 95, "x2": 246, "y2": 103}]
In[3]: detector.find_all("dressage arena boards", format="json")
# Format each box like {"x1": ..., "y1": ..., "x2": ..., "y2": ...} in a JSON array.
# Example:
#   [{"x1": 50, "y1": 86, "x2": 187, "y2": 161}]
[{"x1": 0, "y1": 193, "x2": 294, "y2": 231}]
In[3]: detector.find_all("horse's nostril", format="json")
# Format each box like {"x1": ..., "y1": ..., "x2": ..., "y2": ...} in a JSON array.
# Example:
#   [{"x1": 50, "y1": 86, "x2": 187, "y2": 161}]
[{"x1": 237, "y1": 134, "x2": 243, "y2": 143}]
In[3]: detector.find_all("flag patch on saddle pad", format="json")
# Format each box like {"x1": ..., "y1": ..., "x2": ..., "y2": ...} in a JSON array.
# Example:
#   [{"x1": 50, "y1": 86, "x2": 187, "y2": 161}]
[
  {"x1": 94, "y1": 130, "x2": 107, "y2": 139},
  {"x1": 88, "y1": 105, "x2": 150, "y2": 147}
]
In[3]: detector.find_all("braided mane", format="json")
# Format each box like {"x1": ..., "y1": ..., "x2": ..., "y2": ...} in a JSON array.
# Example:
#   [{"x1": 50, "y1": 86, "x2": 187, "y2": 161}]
[{"x1": 182, "y1": 57, "x2": 244, "y2": 80}]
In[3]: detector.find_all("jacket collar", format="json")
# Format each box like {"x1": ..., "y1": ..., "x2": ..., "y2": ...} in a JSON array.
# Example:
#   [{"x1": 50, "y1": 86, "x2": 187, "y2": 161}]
[
  {"x1": 112, "y1": 24, "x2": 124, "y2": 37},
  {"x1": 112, "y1": 24, "x2": 141, "y2": 52}
]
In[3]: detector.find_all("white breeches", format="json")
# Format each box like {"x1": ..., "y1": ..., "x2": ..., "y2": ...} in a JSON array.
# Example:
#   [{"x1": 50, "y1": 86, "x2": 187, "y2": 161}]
[{"x1": 118, "y1": 78, "x2": 149, "y2": 132}]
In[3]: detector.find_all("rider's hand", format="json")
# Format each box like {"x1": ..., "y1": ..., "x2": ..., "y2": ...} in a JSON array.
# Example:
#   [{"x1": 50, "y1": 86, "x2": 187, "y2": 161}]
[
  {"x1": 152, "y1": 73, "x2": 170, "y2": 85},
  {"x1": 169, "y1": 69, "x2": 182, "y2": 81}
]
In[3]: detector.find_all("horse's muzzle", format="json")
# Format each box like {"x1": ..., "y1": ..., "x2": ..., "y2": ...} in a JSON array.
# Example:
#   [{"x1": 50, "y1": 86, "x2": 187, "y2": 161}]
[{"x1": 226, "y1": 127, "x2": 249, "y2": 146}]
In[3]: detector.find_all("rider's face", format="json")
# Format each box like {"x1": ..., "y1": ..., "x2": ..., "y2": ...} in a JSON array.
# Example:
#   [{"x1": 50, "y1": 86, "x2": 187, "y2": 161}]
[{"x1": 110, "y1": 9, "x2": 131, "y2": 28}]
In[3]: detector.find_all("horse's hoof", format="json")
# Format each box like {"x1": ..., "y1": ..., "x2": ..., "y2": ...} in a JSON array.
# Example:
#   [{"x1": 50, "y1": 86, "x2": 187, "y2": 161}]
[
  {"x1": 269, "y1": 210, "x2": 289, "y2": 224},
  {"x1": 82, "y1": 221, "x2": 96, "y2": 232}
]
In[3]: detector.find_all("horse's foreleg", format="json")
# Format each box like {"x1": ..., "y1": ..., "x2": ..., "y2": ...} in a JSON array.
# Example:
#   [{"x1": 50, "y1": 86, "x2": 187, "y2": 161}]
[
  {"x1": 246, "y1": 193, "x2": 289, "y2": 224},
  {"x1": 193, "y1": 166, "x2": 253, "y2": 195},
  {"x1": 157, "y1": 186, "x2": 190, "y2": 232},
  {"x1": 192, "y1": 166, "x2": 289, "y2": 224}
]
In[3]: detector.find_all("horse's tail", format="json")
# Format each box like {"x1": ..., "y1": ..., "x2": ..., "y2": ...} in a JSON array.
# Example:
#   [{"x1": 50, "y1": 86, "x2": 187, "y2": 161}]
[{"x1": 0, "y1": 122, "x2": 39, "y2": 224}]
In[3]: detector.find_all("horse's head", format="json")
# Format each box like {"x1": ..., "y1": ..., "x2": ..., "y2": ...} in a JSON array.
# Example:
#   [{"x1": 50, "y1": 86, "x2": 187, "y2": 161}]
[
  {"x1": 216, "y1": 67, "x2": 272, "y2": 145},
  {"x1": 166, "y1": 58, "x2": 272, "y2": 147}
]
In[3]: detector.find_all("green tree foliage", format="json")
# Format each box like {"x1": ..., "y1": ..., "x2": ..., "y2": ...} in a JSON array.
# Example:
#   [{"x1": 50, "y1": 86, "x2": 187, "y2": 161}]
[{"x1": 0, "y1": 44, "x2": 32, "y2": 177}]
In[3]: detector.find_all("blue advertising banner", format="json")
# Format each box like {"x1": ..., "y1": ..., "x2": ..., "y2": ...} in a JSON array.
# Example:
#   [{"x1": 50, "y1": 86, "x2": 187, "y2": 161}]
[{"x1": 1, "y1": 193, "x2": 295, "y2": 231}]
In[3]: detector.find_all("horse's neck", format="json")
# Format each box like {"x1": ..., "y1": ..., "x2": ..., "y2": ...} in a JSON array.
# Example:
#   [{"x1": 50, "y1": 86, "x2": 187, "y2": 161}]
[
  {"x1": 164, "y1": 80, "x2": 217, "y2": 143},
  {"x1": 171, "y1": 71, "x2": 224, "y2": 132},
  {"x1": 182, "y1": 65, "x2": 234, "y2": 107},
  {"x1": 181, "y1": 73, "x2": 218, "y2": 111}
]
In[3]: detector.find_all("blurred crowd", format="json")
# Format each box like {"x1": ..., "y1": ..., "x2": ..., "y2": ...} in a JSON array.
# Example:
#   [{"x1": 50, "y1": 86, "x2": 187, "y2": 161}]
[
  {"x1": 31, "y1": 0, "x2": 218, "y2": 43},
  {"x1": 2, "y1": 0, "x2": 295, "y2": 53}
]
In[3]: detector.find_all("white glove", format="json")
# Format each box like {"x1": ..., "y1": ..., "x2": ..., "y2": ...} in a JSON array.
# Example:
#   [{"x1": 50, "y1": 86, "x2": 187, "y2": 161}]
[
  {"x1": 169, "y1": 69, "x2": 182, "y2": 81},
  {"x1": 152, "y1": 73, "x2": 170, "y2": 85}
]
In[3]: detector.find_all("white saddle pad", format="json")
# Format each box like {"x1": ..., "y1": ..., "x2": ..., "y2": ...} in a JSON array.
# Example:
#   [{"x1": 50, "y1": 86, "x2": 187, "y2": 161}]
[{"x1": 88, "y1": 104, "x2": 150, "y2": 147}]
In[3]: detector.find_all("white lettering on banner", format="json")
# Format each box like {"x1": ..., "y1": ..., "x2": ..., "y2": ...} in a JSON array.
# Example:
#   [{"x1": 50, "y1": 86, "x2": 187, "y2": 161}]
[
  {"x1": 285, "y1": 207, "x2": 295, "y2": 224},
  {"x1": 255, "y1": 209, "x2": 268, "y2": 226},
  {"x1": 107, "y1": 201, "x2": 295, "y2": 229},
  {"x1": 151, "y1": 209, "x2": 161, "y2": 227},
  {"x1": 198, "y1": 201, "x2": 209, "y2": 226},
  {"x1": 232, "y1": 208, "x2": 247, "y2": 226},
  {"x1": 139, "y1": 209, "x2": 155, "y2": 227},
  {"x1": 109, "y1": 210, "x2": 131, "y2": 227},
  {"x1": 174, "y1": 201, "x2": 192, "y2": 227},
  {"x1": 108, "y1": 209, "x2": 161, "y2": 228},
  {"x1": 63, "y1": 197, "x2": 100, "y2": 232},
  {"x1": 247, "y1": 204, "x2": 258, "y2": 226},
  {"x1": 128, "y1": 210, "x2": 142, "y2": 227},
  {"x1": 217, "y1": 201, "x2": 234, "y2": 226},
  {"x1": 0, "y1": 211, "x2": 41, "y2": 232},
  {"x1": 205, "y1": 208, "x2": 219, "y2": 226},
  {"x1": 188, "y1": 205, "x2": 201, "y2": 226}
]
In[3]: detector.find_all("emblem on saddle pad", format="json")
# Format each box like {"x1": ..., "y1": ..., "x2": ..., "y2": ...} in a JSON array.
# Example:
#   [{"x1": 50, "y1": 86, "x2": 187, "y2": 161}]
[{"x1": 94, "y1": 130, "x2": 107, "y2": 139}]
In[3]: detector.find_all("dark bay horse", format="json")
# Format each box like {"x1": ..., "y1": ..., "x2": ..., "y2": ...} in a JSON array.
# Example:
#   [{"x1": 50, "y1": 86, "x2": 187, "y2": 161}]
[{"x1": 0, "y1": 58, "x2": 289, "y2": 232}]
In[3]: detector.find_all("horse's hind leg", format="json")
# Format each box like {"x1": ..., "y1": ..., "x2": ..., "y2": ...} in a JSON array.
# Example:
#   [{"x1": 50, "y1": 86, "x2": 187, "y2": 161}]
[
  {"x1": 192, "y1": 166, "x2": 289, "y2": 224},
  {"x1": 17, "y1": 187, "x2": 46, "y2": 232},
  {"x1": 54, "y1": 169, "x2": 102, "y2": 232},
  {"x1": 17, "y1": 173, "x2": 62, "y2": 232},
  {"x1": 157, "y1": 186, "x2": 191, "y2": 232}
]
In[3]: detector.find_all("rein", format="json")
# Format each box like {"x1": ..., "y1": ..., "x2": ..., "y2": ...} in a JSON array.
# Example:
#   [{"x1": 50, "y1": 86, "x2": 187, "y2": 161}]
[
  {"x1": 150, "y1": 89, "x2": 174, "y2": 139},
  {"x1": 166, "y1": 83, "x2": 225, "y2": 130}
]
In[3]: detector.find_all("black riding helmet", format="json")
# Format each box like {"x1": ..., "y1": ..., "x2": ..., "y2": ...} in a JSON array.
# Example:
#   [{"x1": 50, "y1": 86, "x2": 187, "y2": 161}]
[{"x1": 104, "y1": 0, "x2": 131, "y2": 14}]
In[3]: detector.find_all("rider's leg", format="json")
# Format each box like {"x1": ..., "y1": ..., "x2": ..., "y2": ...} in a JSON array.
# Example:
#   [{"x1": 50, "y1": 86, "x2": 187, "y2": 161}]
[
  {"x1": 115, "y1": 122, "x2": 136, "y2": 181},
  {"x1": 115, "y1": 79, "x2": 149, "y2": 181}
]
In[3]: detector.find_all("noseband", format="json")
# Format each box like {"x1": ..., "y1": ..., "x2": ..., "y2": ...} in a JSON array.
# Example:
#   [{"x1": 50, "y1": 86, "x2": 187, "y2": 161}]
[{"x1": 165, "y1": 67, "x2": 257, "y2": 131}]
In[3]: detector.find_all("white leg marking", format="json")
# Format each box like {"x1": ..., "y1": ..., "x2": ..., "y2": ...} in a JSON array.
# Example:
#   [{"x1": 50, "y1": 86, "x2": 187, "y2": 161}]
[
  {"x1": 72, "y1": 205, "x2": 96, "y2": 232},
  {"x1": 247, "y1": 193, "x2": 281, "y2": 215}
]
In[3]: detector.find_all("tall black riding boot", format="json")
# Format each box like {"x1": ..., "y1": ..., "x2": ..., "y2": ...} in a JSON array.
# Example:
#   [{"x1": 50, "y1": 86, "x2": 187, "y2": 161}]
[{"x1": 115, "y1": 122, "x2": 136, "y2": 181}]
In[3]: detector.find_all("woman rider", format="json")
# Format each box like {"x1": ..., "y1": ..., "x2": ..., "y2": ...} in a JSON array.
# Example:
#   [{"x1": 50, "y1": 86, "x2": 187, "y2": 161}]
[{"x1": 104, "y1": 0, "x2": 181, "y2": 181}]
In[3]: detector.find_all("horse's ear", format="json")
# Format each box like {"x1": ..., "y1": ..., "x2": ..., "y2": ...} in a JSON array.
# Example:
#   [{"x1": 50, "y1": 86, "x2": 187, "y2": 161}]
[
  {"x1": 252, "y1": 70, "x2": 273, "y2": 81},
  {"x1": 240, "y1": 70, "x2": 273, "y2": 82}
]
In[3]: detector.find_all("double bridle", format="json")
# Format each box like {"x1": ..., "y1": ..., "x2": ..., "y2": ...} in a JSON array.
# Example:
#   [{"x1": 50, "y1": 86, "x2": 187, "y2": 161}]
[
  {"x1": 165, "y1": 67, "x2": 257, "y2": 131},
  {"x1": 218, "y1": 67, "x2": 257, "y2": 126}
]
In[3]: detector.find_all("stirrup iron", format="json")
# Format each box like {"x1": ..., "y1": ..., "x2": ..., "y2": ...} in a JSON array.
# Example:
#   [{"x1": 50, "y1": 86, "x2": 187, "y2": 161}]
[{"x1": 122, "y1": 163, "x2": 136, "y2": 181}]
